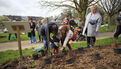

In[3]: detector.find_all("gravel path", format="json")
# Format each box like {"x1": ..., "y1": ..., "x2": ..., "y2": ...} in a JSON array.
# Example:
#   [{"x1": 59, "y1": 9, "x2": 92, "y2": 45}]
[{"x1": 0, "y1": 32, "x2": 115, "y2": 52}]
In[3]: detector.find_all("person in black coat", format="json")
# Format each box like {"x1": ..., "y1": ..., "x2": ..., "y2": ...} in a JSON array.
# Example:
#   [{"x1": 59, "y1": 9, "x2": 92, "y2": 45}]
[
  {"x1": 28, "y1": 18, "x2": 36, "y2": 43},
  {"x1": 68, "y1": 17, "x2": 77, "y2": 31}
]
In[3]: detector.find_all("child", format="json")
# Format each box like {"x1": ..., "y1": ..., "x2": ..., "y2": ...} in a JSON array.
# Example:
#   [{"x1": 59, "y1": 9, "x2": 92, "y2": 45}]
[
  {"x1": 59, "y1": 25, "x2": 73, "y2": 51},
  {"x1": 52, "y1": 33, "x2": 60, "y2": 55}
]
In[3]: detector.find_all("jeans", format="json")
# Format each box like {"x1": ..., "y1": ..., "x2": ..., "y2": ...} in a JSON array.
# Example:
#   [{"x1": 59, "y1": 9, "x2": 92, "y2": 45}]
[
  {"x1": 114, "y1": 25, "x2": 121, "y2": 39},
  {"x1": 29, "y1": 36, "x2": 36, "y2": 43},
  {"x1": 41, "y1": 35, "x2": 48, "y2": 50}
]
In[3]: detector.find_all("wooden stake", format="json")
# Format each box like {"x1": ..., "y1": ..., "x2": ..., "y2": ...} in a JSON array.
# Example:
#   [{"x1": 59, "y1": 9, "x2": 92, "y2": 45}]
[
  {"x1": 16, "y1": 26, "x2": 23, "y2": 58},
  {"x1": 46, "y1": 18, "x2": 50, "y2": 54}
]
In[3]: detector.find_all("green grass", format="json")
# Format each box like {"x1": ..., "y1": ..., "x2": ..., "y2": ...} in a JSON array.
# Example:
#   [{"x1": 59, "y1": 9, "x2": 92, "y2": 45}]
[
  {"x1": 0, "y1": 47, "x2": 35, "y2": 66},
  {"x1": 0, "y1": 32, "x2": 39, "y2": 43},
  {"x1": 71, "y1": 37, "x2": 121, "y2": 49},
  {"x1": 0, "y1": 37, "x2": 121, "y2": 66},
  {"x1": 99, "y1": 25, "x2": 115, "y2": 33}
]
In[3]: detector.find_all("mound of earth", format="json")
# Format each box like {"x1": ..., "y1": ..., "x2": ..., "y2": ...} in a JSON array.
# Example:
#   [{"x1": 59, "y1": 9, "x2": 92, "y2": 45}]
[{"x1": 1, "y1": 45, "x2": 121, "y2": 69}]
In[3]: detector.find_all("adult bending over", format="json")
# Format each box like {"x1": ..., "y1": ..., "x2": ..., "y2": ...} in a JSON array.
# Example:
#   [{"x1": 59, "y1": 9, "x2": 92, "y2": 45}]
[{"x1": 40, "y1": 22, "x2": 58, "y2": 51}]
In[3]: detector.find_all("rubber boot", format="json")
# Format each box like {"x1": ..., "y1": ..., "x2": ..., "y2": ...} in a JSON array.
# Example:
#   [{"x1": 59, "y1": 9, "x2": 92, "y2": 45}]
[{"x1": 85, "y1": 43, "x2": 90, "y2": 48}]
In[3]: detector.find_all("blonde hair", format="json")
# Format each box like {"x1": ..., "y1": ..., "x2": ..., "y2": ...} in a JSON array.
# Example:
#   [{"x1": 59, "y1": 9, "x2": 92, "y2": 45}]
[{"x1": 92, "y1": 5, "x2": 97, "y2": 10}]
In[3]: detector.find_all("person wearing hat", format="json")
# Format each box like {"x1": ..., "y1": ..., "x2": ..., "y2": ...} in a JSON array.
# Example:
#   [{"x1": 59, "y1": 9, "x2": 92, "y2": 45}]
[
  {"x1": 28, "y1": 18, "x2": 37, "y2": 43},
  {"x1": 82, "y1": 5, "x2": 102, "y2": 48},
  {"x1": 114, "y1": 9, "x2": 121, "y2": 39}
]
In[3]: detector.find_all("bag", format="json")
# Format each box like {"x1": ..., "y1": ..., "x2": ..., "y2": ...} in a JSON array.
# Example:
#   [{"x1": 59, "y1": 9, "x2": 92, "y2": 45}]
[
  {"x1": 88, "y1": 19, "x2": 96, "y2": 25},
  {"x1": 34, "y1": 47, "x2": 42, "y2": 52},
  {"x1": 71, "y1": 33, "x2": 77, "y2": 41},
  {"x1": 49, "y1": 42, "x2": 53, "y2": 50},
  {"x1": 12, "y1": 36, "x2": 16, "y2": 40}
]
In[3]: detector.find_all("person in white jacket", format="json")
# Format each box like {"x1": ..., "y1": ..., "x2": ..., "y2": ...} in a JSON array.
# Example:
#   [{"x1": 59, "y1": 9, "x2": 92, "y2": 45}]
[
  {"x1": 59, "y1": 25, "x2": 73, "y2": 50},
  {"x1": 82, "y1": 5, "x2": 102, "y2": 48}
]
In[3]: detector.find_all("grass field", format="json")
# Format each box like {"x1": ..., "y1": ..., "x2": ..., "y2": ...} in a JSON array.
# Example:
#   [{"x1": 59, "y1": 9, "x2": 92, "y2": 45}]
[
  {"x1": 0, "y1": 32, "x2": 39, "y2": 43},
  {"x1": 0, "y1": 37, "x2": 121, "y2": 66},
  {"x1": 99, "y1": 25, "x2": 115, "y2": 33}
]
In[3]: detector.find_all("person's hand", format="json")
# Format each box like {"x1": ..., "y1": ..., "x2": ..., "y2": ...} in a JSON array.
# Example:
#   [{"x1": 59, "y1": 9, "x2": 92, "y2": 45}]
[
  {"x1": 54, "y1": 42, "x2": 58, "y2": 47},
  {"x1": 60, "y1": 47, "x2": 65, "y2": 50},
  {"x1": 116, "y1": 23, "x2": 120, "y2": 25},
  {"x1": 30, "y1": 28, "x2": 33, "y2": 31},
  {"x1": 96, "y1": 30, "x2": 98, "y2": 33}
]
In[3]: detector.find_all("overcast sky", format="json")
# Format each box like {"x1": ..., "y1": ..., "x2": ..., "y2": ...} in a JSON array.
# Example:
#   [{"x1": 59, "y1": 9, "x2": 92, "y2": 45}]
[{"x1": 0, "y1": 0, "x2": 62, "y2": 17}]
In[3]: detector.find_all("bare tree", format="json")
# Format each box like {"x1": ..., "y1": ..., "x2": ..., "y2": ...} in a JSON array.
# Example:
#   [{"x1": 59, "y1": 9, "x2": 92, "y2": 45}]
[
  {"x1": 39, "y1": 0, "x2": 99, "y2": 22},
  {"x1": 98, "y1": 0, "x2": 121, "y2": 26}
]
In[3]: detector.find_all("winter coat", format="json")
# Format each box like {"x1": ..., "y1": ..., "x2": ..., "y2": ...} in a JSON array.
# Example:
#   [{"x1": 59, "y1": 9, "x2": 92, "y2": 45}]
[
  {"x1": 68, "y1": 20, "x2": 77, "y2": 27},
  {"x1": 28, "y1": 22, "x2": 36, "y2": 37},
  {"x1": 116, "y1": 14, "x2": 121, "y2": 25},
  {"x1": 40, "y1": 22, "x2": 58, "y2": 43},
  {"x1": 36, "y1": 23, "x2": 42, "y2": 35},
  {"x1": 82, "y1": 12, "x2": 102, "y2": 37}
]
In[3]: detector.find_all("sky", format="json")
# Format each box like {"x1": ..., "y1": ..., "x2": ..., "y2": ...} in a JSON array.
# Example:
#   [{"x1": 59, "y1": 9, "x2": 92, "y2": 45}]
[{"x1": 0, "y1": 0, "x2": 62, "y2": 17}]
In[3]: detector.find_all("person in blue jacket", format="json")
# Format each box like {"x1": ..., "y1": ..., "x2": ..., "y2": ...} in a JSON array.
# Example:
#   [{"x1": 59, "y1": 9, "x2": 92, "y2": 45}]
[{"x1": 40, "y1": 22, "x2": 58, "y2": 51}]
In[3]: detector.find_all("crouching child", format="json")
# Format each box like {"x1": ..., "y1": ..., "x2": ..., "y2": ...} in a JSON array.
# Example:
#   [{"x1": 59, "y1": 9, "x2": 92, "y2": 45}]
[{"x1": 52, "y1": 33, "x2": 60, "y2": 55}]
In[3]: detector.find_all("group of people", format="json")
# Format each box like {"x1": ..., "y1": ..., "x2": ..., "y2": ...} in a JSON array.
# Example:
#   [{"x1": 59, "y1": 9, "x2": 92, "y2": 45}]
[
  {"x1": 28, "y1": 18, "x2": 42, "y2": 43},
  {"x1": 63, "y1": 5, "x2": 102, "y2": 48},
  {"x1": 27, "y1": 5, "x2": 121, "y2": 55}
]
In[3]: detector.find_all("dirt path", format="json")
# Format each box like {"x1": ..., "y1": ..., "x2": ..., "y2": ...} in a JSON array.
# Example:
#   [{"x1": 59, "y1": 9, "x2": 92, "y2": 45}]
[
  {"x1": 0, "y1": 41, "x2": 43, "y2": 52},
  {"x1": 0, "y1": 32, "x2": 115, "y2": 52}
]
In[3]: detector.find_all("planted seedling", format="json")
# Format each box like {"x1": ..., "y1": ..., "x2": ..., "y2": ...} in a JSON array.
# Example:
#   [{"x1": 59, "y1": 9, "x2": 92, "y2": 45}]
[
  {"x1": 44, "y1": 57, "x2": 51, "y2": 64},
  {"x1": 92, "y1": 53, "x2": 101, "y2": 60},
  {"x1": 95, "y1": 46, "x2": 101, "y2": 50},
  {"x1": 40, "y1": 50, "x2": 45, "y2": 56},
  {"x1": 32, "y1": 53, "x2": 39, "y2": 60},
  {"x1": 20, "y1": 66, "x2": 27, "y2": 69},
  {"x1": 31, "y1": 62, "x2": 36, "y2": 68},
  {"x1": 50, "y1": 64, "x2": 53, "y2": 69},
  {"x1": 113, "y1": 48, "x2": 121, "y2": 54},
  {"x1": 66, "y1": 57, "x2": 74, "y2": 64},
  {"x1": 78, "y1": 48, "x2": 83, "y2": 52}
]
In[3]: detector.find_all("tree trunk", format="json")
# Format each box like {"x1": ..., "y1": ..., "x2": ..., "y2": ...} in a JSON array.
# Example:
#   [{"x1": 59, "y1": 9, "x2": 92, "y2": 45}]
[
  {"x1": 82, "y1": 9, "x2": 87, "y2": 23},
  {"x1": 108, "y1": 16, "x2": 111, "y2": 27},
  {"x1": 107, "y1": 15, "x2": 112, "y2": 31}
]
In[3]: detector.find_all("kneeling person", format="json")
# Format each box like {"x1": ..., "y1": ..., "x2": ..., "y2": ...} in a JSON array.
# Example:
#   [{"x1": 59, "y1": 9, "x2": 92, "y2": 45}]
[{"x1": 52, "y1": 33, "x2": 60, "y2": 55}]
